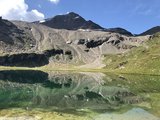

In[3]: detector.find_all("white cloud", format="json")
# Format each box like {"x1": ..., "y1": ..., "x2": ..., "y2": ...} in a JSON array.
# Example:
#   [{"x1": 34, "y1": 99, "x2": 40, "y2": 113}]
[
  {"x1": 48, "y1": 0, "x2": 60, "y2": 4},
  {"x1": 0, "y1": 0, "x2": 45, "y2": 22}
]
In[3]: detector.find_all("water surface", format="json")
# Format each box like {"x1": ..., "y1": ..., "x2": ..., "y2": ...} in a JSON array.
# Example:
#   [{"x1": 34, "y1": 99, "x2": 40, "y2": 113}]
[{"x1": 0, "y1": 70, "x2": 159, "y2": 120}]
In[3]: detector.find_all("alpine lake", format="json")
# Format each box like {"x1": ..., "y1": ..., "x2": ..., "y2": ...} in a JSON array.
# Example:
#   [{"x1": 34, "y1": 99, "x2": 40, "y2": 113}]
[{"x1": 0, "y1": 70, "x2": 159, "y2": 120}]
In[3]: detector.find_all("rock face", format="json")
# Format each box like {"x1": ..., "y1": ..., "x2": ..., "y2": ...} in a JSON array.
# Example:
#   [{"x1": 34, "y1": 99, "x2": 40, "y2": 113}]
[
  {"x1": 0, "y1": 49, "x2": 72, "y2": 67},
  {"x1": 41, "y1": 12, "x2": 104, "y2": 30},
  {"x1": 0, "y1": 53, "x2": 48, "y2": 67},
  {"x1": 0, "y1": 15, "x2": 148, "y2": 67},
  {"x1": 140, "y1": 26, "x2": 160, "y2": 36},
  {"x1": 0, "y1": 19, "x2": 36, "y2": 53}
]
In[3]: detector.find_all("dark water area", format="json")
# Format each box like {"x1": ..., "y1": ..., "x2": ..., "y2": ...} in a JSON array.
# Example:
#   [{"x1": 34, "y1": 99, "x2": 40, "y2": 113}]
[{"x1": 0, "y1": 70, "x2": 159, "y2": 120}]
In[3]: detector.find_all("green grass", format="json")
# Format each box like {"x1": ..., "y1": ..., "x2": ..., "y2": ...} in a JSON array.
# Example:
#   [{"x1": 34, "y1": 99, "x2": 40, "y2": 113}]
[{"x1": 103, "y1": 32, "x2": 160, "y2": 75}]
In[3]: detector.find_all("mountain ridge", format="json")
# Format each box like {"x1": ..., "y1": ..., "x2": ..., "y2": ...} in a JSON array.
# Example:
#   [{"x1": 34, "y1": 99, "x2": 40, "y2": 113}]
[
  {"x1": 0, "y1": 16, "x2": 149, "y2": 68},
  {"x1": 37, "y1": 12, "x2": 133, "y2": 36},
  {"x1": 140, "y1": 26, "x2": 160, "y2": 36},
  {"x1": 0, "y1": 12, "x2": 159, "y2": 69},
  {"x1": 36, "y1": 12, "x2": 160, "y2": 36},
  {"x1": 40, "y1": 12, "x2": 104, "y2": 30}
]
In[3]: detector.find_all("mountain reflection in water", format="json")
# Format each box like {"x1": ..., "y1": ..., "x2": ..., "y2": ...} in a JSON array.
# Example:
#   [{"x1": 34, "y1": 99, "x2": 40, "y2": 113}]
[
  {"x1": 0, "y1": 70, "x2": 140, "y2": 110},
  {"x1": 0, "y1": 70, "x2": 159, "y2": 120}
]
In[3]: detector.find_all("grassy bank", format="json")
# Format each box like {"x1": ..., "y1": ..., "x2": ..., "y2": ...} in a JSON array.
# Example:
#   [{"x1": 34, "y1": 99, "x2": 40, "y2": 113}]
[{"x1": 103, "y1": 32, "x2": 160, "y2": 75}]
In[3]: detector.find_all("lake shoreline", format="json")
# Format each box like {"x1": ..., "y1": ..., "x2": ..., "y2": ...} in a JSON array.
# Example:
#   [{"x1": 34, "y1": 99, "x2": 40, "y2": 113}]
[{"x1": 0, "y1": 66, "x2": 160, "y2": 76}]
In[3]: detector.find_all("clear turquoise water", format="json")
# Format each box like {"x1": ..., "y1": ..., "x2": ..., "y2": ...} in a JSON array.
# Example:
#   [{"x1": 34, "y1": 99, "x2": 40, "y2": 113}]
[{"x1": 0, "y1": 70, "x2": 159, "y2": 120}]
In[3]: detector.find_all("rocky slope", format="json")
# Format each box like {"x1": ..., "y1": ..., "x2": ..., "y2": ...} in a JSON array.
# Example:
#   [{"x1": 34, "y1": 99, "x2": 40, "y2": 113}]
[{"x1": 0, "y1": 14, "x2": 150, "y2": 67}]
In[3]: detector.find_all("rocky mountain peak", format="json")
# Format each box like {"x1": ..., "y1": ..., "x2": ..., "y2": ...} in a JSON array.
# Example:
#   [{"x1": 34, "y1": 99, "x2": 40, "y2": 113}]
[
  {"x1": 41, "y1": 12, "x2": 104, "y2": 30},
  {"x1": 38, "y1": 12, "x2": 133, "y2": 36},
  {"x1": 66, "y1": 12, "x2": 81, "y2": 17}
]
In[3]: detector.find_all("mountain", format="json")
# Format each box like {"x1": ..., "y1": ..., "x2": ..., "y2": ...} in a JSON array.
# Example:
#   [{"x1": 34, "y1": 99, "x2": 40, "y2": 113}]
[
  {"x1": 0, "y1": 17, "x2": 148, "y2": 68},
  {"x1": 40, "y1": 12, "x2": 104, "y2": 30},
  {"x1": 39, "y1": 12, "x2": 133, "y2": 36},
  {"x1": 140, "y1": 26, "x2": 160, "y2": 36}
]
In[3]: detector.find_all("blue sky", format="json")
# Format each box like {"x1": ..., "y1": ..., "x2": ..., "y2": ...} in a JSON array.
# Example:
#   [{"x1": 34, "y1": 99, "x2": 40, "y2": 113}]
[{"x1": 0, "y1": 0, "x2": 160, "y2": 34}]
